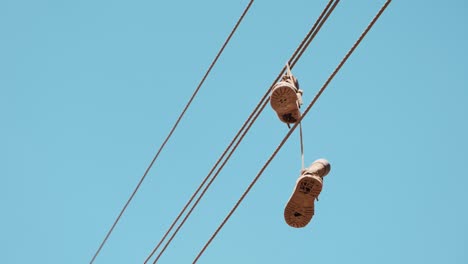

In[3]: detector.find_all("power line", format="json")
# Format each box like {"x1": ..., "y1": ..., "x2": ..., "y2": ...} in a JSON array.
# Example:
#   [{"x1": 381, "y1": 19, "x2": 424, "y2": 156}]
[
  {"x1": 88, "y1": 1, "x2": 254, "y2": 263},
  {"x1": 192, "y1": 1, "x2": 392, "y2": 262},
  {"x1": 149, "y1": 1, "x2": 339, "y2": 262},
  {"x1": 144, "y1": 1, "x2": 339, "y2": 263}
]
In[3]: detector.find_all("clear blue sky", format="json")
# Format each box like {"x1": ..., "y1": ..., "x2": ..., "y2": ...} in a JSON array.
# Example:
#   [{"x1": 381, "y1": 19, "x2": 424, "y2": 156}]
[{"x1": 2, "y1": 0, "x2": 467, "y2": 263}]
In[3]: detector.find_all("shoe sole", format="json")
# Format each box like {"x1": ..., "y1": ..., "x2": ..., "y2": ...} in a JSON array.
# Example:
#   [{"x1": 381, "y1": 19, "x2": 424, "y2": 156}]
[
  {"x1": 284, "y1": 176, "x2": 323, "y2": 228},
  {"x1": 270, "y1": 84, "x2": 301, "y2": 123}
]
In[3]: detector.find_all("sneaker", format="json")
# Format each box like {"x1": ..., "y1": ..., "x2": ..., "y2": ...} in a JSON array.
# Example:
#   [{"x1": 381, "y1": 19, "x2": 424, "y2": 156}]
[
  {"x1": 284, "y1": 159, "x2": 331, "y2": 228},
  {"x1": 270, "y1": 81, "x2": 302, "y2": 124},
  {"x1": 284, "y1": 174, "x2": 323, "y2": 228}
]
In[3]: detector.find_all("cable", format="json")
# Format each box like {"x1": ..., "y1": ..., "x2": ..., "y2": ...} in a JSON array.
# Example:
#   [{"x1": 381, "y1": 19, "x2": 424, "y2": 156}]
[
  {"x1": 289, "y1": 0, "x2": 339, "y2": 70},
  {"x1": 192, "y1": 1, "x2": 392, "y2": 262},
  {"x1": 88, "y1": 1, "x2": 254, "y2": 263},
  {"x1": 149, "y1": 2, "x2": 339, "y2": 262},
  {"x1": 144, "y1": 1, "x2": 339, "y2": 263}
]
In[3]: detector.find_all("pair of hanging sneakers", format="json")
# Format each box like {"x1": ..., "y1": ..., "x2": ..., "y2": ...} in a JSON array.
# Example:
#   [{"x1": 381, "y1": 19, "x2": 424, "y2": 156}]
[{"x1": 270, "y1": 74, "x2": 331, "y2": 228}]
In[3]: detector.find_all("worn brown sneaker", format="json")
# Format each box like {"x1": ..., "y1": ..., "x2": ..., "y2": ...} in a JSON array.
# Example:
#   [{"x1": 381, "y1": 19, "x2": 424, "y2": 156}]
[
  {"x1": 284, "y1": 174, "x2": 323, "y2": 228},
  {"x1": 284, "y1": 159, "x2": 331, "y2": 228},
  {"x1": 270, "y1": 81, "x2": 302, "y2": 124}
]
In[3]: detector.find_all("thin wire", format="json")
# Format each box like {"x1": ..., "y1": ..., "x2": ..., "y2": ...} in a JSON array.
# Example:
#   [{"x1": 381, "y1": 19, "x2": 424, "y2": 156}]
[
  {"x1": 88, "y1": 2, "x2": 254, "y2": 263},
  {"x1": 145, "y1": 1, "x2": 338, "y2": 263},
  {"x1": 289, "y1": 0, "x2": 338, "y2": 69},
  {"x1": 192, "y1": 1, "x2": 392, "y2": 262},
  {"x1": 289, "y1": 0, "x2": 338, "y2": 71}
]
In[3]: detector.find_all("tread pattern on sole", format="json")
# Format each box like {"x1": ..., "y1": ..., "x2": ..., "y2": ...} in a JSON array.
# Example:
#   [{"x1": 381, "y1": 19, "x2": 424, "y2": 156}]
[
  {"x1": 270, "y1": 85, "x2": 301, "y2": 124},
  {"x1": 270, "y1": 85, "x2": 298, "y2": 112},
  {"x1": 284, "y1": 176, "x2": 323, "y2": 228}
]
